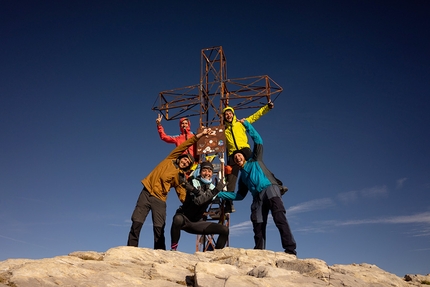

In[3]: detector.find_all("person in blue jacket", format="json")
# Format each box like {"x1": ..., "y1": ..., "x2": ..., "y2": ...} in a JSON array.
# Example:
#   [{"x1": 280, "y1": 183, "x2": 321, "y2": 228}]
[{"x1": 217, "y1": 119, "x2": 297, "y2": 255}]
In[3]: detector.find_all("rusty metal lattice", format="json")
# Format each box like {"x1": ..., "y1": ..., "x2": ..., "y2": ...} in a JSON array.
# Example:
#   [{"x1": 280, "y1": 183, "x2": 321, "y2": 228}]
[{"x1": 152, "y1": 46, "x2": 283, "y2": 128}]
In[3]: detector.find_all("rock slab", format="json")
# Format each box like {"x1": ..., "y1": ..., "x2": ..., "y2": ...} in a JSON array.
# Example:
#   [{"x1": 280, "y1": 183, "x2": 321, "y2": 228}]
[{"x1": 0, "y1": 247, "x2": 428, "y2": 287}]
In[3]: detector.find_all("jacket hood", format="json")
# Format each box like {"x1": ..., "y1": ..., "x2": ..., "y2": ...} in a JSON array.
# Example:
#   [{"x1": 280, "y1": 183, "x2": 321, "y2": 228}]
[
  {"x1": 179, "y1": 117, "x2": 191, "y2": 134},
  {"x1": 222, "y1": 106, "x2": 236, "y2": 125}
]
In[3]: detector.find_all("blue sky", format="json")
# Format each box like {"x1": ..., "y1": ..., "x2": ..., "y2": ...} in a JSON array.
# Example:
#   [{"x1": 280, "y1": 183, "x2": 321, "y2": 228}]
[{"x1": 1, "y1": 0, "x2": 429, "y2": 277}]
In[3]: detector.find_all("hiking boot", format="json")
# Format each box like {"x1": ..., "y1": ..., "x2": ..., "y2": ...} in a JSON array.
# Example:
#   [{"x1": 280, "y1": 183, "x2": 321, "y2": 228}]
[
  {"x1": 224, "y1": 200, "x2": 236, "y2": 213},
  {"x1": 208, "y1": 208, "x2": 221, "y2": 219},
  {"x1": 280, "y1": 186, "x2": 288, "y2": 195},
  {"x1": 284, "y1": 249, "x2": 297, "y2": 256}
]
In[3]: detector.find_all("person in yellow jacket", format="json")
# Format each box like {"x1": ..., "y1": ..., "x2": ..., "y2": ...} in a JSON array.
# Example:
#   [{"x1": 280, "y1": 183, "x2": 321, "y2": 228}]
[
  {"x1": 127, "y1": 127, "x2": 211, "y2": 249},
  {"x1": 222, "y1": 102, "x2": 286, "y2": 212}
]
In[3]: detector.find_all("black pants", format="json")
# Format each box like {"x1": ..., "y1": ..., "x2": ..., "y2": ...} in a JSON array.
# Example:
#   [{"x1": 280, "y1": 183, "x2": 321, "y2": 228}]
[
  {"x1": 170, "y1": 213, "x2": 229, "y2": 249},
  {"x1": 251, "y1": 185, "x2": 296, "y2": 255},
  {"x1": 127, "y1": 187, "x2": 167, "y2": 249}
]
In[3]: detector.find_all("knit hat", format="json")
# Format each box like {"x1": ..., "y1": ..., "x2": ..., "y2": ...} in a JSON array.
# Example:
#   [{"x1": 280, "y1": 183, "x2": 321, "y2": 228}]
[
  {"x1": 232, "y1": 149, "x2": 245, "y2": 158},
  {"x1": 200, "y1": 161, "x2": 214, "y2": 171}
]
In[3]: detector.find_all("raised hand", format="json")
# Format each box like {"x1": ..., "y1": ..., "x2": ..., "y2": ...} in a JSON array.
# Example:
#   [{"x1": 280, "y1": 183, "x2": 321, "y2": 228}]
[{"x1": 156, "y1": 114, "x2": 163, "y2": 125}]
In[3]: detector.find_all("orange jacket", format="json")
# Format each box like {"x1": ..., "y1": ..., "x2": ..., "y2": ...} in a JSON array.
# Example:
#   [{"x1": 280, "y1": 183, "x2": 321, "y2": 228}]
[{"x1": 141, "y1": 135, "x2": 198, "y2": 203}]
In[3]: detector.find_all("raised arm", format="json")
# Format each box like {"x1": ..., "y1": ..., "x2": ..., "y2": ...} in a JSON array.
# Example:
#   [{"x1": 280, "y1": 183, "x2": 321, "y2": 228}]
[
  {"x1": 156, "y1": 114, "x2": 178, "y2": 144},
  {"x1": 166, "y1": 127, "x2": 211, "y2": 160},
  {"x1": 239, "y1": 119, "x2": 263, "y2": 161},
  {"x1": 238, "y1": 119, "x2": 263, "y2": 145},
  {"x1": 245, "y1": 101, "x2": 274, "y2": 124}
]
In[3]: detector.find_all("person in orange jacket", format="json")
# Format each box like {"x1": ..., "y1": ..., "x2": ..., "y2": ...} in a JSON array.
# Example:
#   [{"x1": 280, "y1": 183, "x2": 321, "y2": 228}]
[{"x1": 127, "y1": 127, "x2": 211, "y2": 249}]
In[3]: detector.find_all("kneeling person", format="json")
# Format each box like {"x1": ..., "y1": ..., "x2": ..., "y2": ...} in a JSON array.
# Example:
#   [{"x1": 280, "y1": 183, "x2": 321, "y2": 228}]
[{"x1": 170, "y1": 161, "x2": 229, "y2": 251}]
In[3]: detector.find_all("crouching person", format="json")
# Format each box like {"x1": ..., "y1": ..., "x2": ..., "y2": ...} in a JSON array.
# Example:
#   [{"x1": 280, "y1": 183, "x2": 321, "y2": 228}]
[{"x1": 170, "y1": 161, "x2": 229, "y2": 251}]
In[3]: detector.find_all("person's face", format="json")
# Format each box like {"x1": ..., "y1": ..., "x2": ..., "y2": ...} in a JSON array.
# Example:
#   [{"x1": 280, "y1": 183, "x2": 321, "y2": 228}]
[
  {"x1": 224, "y1": 110, "x2": 234, "y2": 123},
  {"x1": 234, "y1": 153, "x2": 246, "y2": 168},
  {"x1": 178, "y1": 157, "x2": 191, "y2": 169},
  {"x1": 200, "y1": 167, "x2": 213, "y2": 181},
  {"x1": 181, "y1": 120, "x2": 189, "y2": 130}
]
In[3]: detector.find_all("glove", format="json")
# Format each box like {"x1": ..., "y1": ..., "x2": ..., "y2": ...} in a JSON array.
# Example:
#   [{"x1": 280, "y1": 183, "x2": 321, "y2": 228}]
[
  {"x1": 182, "y1": 181, "x2": 197, "y2": 193},
  {"x1": 178, "y1": 172, "x2": 186, "y2": 184},
  {"x1": 212, "y1": 179, "x2": 226, "y2": 195},
  {"x1": 224, "y1": 165, "x2": 232, "y2": 175},
  {"x1": 215, "y1": 180, "x2": 226, "y2": 192}
]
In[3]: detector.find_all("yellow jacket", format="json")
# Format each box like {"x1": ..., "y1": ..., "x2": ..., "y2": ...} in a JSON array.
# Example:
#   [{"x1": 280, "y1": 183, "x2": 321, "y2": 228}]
[
  {"x1": 141, "y1": 136, "x2": 198, "y2": 203},
  {"x1": 223, "y1": 105, "x2": 270, "y2": 156}
]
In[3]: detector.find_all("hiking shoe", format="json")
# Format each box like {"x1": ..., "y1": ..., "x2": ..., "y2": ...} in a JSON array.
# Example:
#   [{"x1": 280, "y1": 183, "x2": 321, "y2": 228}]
[
  {"x1": 284, "y1": 249, "x2": 297, "y2": 256},
  {"x1": 230, "y1": 202, "x2": 236, "y2": 213},
  {"x1": 224, "y1": 200, "x2": 236, "y2": 213},
  {"x1": 280, "y1": 186, "x2": 289, "y2": 195}
]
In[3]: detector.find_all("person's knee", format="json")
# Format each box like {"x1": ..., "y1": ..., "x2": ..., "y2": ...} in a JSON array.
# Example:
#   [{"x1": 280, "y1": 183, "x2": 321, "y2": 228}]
[
  {"x1": 172, "y1": 214, "x2": 185, "y2": 227},
  {"x1": 130, "y1": 221, "x2": 143, "y2": 232},
  {"x1": 220, "y1": 225, "x2": 229, "y2": 236}
]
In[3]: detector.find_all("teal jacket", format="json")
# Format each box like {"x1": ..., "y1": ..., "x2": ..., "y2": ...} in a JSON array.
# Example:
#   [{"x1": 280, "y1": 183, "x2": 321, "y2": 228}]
[{"x1": 218, "y1": 121, "x2": 278, "y2": 200}]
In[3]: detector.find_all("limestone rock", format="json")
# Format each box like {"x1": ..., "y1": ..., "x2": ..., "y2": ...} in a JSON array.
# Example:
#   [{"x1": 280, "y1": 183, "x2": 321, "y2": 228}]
[{"x1": 0, "y1": 246, "x2": 426, "y2": 287}]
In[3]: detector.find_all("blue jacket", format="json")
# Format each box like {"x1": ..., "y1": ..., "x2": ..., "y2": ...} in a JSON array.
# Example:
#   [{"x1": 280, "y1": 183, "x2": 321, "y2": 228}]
[{"x1": 218, "y1": 121, "x2": 278, "y2": 201}]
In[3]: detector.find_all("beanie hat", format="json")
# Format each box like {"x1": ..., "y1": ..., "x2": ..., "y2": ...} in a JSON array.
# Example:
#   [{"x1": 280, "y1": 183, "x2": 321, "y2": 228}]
[
  {"x1": 232, "y1": 149, "x2": 245, "y2": 157},
  {"x1": 200, "y1": 161, "x2": 214, "y2": 171}
]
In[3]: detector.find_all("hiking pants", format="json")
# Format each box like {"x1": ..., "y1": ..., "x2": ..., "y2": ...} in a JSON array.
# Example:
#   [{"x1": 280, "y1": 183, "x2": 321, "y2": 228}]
[
  {"x1": 251, "y1": 185, "x2": 296, "y2": 255},
  {"x1": 127, "y1": 187, "x2": 166, "y2": 249}
]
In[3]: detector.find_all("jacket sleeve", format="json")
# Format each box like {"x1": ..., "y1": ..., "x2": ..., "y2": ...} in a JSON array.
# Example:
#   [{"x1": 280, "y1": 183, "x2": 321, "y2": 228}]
[
  {"x1": 245, "y1": 104, "x2": 270, "y2": 124},
  {"x1": 243, "y1": 120, "x2": 263, "y2": 161},
  {"x1": 157, "y1": 125, "x2": 178, "y2": 144},
  {"x1": 217, "y1": 179, "x2": 248, "y2": 201},
  {"x1": 193, "y1": 188, "x2": 217, "y2": 206},
  {"x1": 175, "y1": 184, "x2": 187, "y2": 203},
  {"x1": 188, "y1": 179, "x2": 217, "y2": 206},
  {"x1": 217, "y1": 191, "x2": 244, "y2": 201},
  {"x1": 166, "y1": 135, "x2": 198, "y2": 160}
]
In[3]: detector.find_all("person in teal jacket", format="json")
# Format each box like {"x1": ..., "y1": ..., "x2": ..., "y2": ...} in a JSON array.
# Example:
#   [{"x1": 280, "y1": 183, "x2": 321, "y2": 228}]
[
  {"x1": 222, "y1": 103, "x2": 287, "y2": 213},
  {"x1": 222, "y1": 103, "x2": 273, "y2": 194},
  {"x1": 217, "y1": 119, "x2": 297, "y2": 255}
]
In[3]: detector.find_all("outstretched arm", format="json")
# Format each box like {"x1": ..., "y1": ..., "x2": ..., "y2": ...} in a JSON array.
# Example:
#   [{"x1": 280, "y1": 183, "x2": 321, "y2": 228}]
[
  {"x1": 217, "y1": 191, "x2": 244, "y2": 201},
  {"x1": 156, "y1": 114, "x2": 178, "y2": 144},
  {"x1": 217, "y1": 180, "x2": 247, "y2": 201},
  {"x1": 238, "y1": 119, "x2": 263, "y2": 161},
  {"x1": 166, "y1": 127, "x2": 211, "y2": 160},
  {"x1": 245, "y1": 101, "x2": 274, "y2": 124},
  {"x1": 238, "y1": 119, "x2": 263, "y2": 145}
]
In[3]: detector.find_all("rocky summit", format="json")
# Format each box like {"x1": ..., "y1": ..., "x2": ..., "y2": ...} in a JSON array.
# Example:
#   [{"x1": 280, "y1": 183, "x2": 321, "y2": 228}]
[{"x1": 0, "y1": 247, "x2": 428, "y2": 287}]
